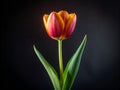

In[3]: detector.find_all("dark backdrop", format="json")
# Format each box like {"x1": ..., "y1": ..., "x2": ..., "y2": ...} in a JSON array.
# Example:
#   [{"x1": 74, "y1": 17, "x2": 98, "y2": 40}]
[{"x1": 2, "y1": 0, "x2": 120, "y2": 89}]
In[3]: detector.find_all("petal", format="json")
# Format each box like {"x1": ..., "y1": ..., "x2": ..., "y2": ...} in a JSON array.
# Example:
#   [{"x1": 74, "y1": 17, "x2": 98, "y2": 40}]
[
  {"x1": 58, "y1": 10, "x2": 69, "y2": 24},
  {"x1": 65, "y1": 13, "x2": 77, "y2": 37},
  {"x1": 46, "y1": 12, "x2": 65, "y2": 39},
  {"x1": 43, "y1": 14, "x2": 49, "y2": 30}
]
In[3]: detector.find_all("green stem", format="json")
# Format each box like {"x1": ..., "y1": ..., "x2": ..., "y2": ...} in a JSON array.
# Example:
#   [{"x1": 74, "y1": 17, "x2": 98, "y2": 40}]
[{"x1": 58, "y1": 40, "x2": 63, "y2": 88}]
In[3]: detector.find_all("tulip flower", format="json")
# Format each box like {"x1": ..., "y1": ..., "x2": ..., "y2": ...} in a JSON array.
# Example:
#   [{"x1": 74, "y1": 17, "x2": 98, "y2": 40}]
[
  {"x1": 43, "y1": 10, "x2": 77, "y2": 40},
  {"x1": 33, "y1": 10, "x2": 87, "y2": 90}
]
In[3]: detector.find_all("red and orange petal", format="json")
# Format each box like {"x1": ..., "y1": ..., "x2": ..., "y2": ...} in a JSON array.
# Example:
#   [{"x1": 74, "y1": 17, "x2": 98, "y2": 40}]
[
  {"x1": 43, "y1": 14, "x2": 49, "y2": 30},
  {"x1": 58, "y1": 10, "x2": 69, "y2": 24},
  {"x1": 65, "y1": 14, "x2": 77, "y2": 37},
  {"x1": 46, "y1": 12, "x2": 65, "y2": 39}
]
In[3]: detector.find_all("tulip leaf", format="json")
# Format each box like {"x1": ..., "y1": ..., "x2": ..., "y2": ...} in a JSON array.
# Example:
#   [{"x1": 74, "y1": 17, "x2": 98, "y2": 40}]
[
  {"x1": 62, "y1": 35, "x2": 87, "y2": 90},
  {"x1": 33, "y1": 45, "x2": 61, "y2": 90}
]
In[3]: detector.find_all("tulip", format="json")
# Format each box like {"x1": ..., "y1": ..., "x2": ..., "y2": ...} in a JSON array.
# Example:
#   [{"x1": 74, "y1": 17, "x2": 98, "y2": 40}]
[
  {"x1": 34, "y1": 10, "x2": 87, "y2": 90},
  {"x1": 43, "y1": 10, "x2": 77, "y2": 40}
]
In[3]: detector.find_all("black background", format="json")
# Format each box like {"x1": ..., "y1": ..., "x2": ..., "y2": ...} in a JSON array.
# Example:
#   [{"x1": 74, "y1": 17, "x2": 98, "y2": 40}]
[{"x1": 2, "y1": 0, "x2": 120, "y2": 89}]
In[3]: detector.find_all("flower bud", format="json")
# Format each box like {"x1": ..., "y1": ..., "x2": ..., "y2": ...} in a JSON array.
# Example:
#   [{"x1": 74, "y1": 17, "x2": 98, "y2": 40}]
[{"x1": 43, "y1": 10, "x2": 77, "y2": 40}]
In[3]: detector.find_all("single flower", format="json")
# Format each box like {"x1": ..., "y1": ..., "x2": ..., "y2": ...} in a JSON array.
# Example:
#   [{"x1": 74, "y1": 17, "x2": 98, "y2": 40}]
[
  {"x1": 43, "y1": 10, "x2": 77, "y2": 40},
  {"x1": 34, "y1": 10, "x2": 87, "y2": 90}
]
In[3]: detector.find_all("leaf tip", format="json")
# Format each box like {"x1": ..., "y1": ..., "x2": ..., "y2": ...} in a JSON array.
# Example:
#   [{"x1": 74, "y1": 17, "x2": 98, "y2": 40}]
[
  {"x1": 33, "y1": 45, "x2": 37, "y2": 53},
  {"x1": 84, "y1": 34, "x2": 87, "y2": 39},
  {"x1": 83, "y1": 34, "x2": 87, "y2": 44}
]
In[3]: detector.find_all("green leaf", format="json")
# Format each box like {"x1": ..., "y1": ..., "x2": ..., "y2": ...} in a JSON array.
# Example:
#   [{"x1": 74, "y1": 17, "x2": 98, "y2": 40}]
[
  {"x1": 62, "y1": 35, "x2": 87, "y2": 90},
  {"x1": 33, "y1": 45, "x2": 61, "y2": 90}
]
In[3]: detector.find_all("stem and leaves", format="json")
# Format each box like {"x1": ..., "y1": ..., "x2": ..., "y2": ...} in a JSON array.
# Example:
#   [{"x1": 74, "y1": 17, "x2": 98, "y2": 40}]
[{"x1": 33, "y1": 35, "x2": 87, "y2": 90}]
